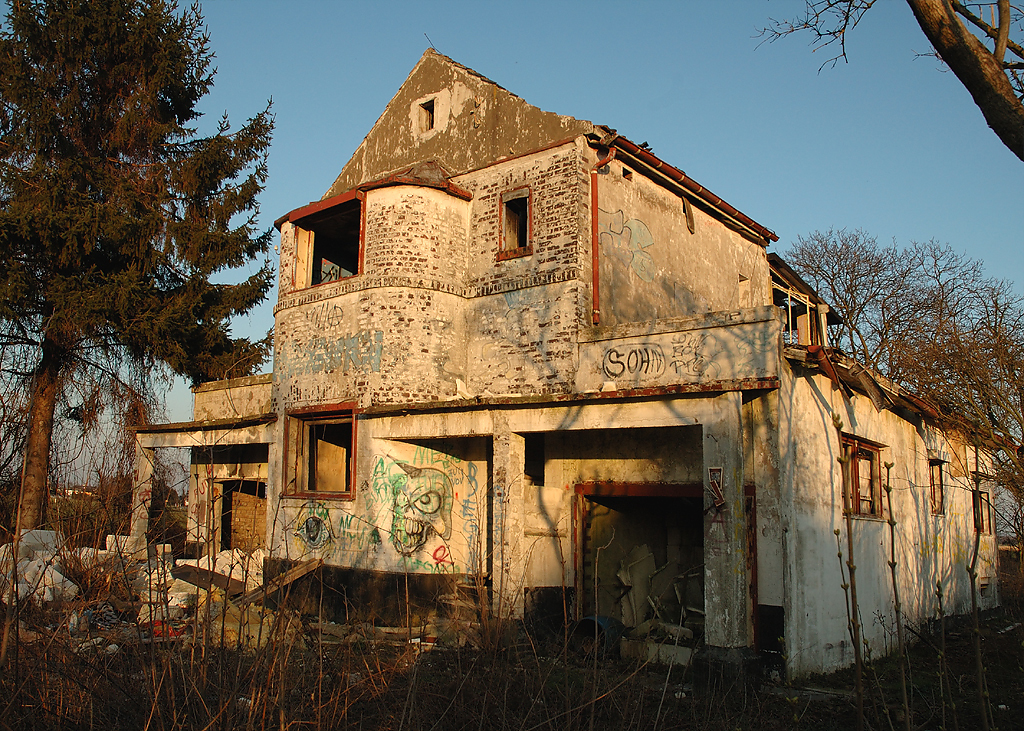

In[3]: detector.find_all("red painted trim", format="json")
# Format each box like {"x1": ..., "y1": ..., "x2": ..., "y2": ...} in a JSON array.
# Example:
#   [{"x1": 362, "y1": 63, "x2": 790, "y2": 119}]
[
  {"x1": 283, "y1": 403, "x2": 361, "y2": 500},
  {"x1": 278, "y1": 175, "x2": 471, "y2": 230},
  {"x1": 574, "y1": 481, "x2": 704, "y2": 498},
  {"x1": 284, "y1": 189, "x2": 362, "y2": 227}
]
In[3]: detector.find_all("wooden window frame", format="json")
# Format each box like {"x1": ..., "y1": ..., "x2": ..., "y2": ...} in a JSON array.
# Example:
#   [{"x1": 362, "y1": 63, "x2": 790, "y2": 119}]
[
  {"x1": 928, "y1": 460, "x2": 945, "y2": 515},
  {"x1": 973, "y1": 489, "x2": 992, "y2": 534},
  {"x1": 283, "y1": 404, "x2": 358, "y2": 500},
  {"x1": 291, "y1": 190, "x2": 365, "y2": 289},
  {"x1": 842, "y1": 435, "x2": 883, "y2": 518},
  {"x1": 497, "y1": 187, "x2": 532, "y2": 261}
]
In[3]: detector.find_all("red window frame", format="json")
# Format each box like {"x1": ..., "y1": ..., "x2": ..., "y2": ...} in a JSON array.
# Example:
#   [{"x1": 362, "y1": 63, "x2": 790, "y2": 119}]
[
  {"x1": 842, "y1": 435, "x2": 883, "y2": 518},
  {"x1": 283, "y1": 403, "x2": 358, "y2": 500}
]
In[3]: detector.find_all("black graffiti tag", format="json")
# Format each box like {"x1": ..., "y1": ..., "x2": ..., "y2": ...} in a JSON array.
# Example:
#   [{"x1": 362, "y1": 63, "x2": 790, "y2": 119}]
[{"x1": 602, "y1": 344, "x2": 666, "y2": 380}]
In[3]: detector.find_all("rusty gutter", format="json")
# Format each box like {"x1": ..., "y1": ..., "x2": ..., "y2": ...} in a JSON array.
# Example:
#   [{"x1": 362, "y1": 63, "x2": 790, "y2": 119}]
[
  {"x1": 590, "y1": 148, "x2": 616, "y2": 325},
  {"x1": 603, "y1": 136, "x2": 778, "y2": 245}
]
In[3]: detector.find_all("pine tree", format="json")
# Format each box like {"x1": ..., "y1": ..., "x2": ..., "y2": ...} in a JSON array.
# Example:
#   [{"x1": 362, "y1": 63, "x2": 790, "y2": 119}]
[{"x1": 0, "y1": 0, "x2": 274, "y2": 530}]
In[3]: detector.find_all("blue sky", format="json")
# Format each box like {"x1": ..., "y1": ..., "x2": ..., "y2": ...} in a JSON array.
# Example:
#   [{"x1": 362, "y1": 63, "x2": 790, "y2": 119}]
[{"x1": 152, "y1": 1, "x2": 1022, "y2": 419}]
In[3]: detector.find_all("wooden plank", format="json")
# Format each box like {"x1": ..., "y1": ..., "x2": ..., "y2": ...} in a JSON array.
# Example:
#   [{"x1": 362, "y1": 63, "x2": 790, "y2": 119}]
[
  {"x1": 234, "y1": 558, "x2": 322, "y2": 607},
  {"x1": 170, "y1": 564, "x2": 247, "y2": 596}
]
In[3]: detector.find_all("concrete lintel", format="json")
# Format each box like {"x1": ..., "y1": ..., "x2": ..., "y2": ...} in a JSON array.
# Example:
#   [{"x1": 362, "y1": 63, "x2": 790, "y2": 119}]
[{"x1": 136, "y1": 422, "x2": 274, "y2": 449}]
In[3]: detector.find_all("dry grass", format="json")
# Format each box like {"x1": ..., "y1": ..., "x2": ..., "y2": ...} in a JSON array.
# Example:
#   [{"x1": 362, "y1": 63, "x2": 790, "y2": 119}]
[{"x1": 1, "y1": 555, "x2": 1021, "y2": 731}]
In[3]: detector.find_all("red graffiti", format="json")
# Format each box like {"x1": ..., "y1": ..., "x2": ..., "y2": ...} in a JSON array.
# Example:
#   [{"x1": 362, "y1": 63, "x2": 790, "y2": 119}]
[{"x1": 432, "y1": 545, "x2": 454, "y2": 565}]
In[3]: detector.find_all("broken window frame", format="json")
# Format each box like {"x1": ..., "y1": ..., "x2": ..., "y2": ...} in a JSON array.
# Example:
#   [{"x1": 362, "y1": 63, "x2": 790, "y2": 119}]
[
  {"x1": 292, "y1": 190, "x2": 365, "y2": 288},
  {"x1": 929, "y1": 459, "x2": 945, "y2": 515},
  {"x1": 498, "y1": 187, "x2": 532, "y2": 261},
  {"x1": 841, "y1": 435, "x2": 883, "y2": 518},
  {"x1": 972, "y1": 488, "x2": 992, "y2": 534},
  {"x1": 283, "y1": 406, "x2": 358, "y2": 500}
]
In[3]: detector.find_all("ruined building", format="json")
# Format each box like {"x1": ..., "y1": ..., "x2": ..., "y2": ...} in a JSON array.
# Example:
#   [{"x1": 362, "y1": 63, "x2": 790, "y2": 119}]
[{"x1": 131, "y1": 50, "x2": 999, "y2": 676}]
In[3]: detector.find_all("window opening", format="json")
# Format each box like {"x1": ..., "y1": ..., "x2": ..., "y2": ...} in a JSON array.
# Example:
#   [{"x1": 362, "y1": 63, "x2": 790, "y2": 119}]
[
  {"x1": 285, "y1": 411, "x2": 355, "y2": 497},
  {"x1": 524, "y1": 433, "x2": 545, "y2": 486},
  {"x1": 929, "y1": 460, "x2": 944, "y2": 514},
  {"x1": 499, "y1": 188, "x2": 531, "y2": 259},
  {"x1": 973, "y1": 489, "x2": 991, "y2": 534},
  {"x1": 299, "y1": 198, "x2": 361, "y2": 286},
  {"x1": 419, "y1": 99, "x2": 435, "y2": 132},
  {"x1": 842, "y1": 435, "x2": 882, "y2": 517}
]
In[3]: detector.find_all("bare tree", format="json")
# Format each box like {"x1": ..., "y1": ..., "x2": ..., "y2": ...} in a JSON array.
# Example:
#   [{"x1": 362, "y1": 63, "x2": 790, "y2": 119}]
[
  {"x1": 761, "y1": 0, "x2": 1024, "y2": 161},
  {"x1": 786, "y1": 230, "x2": 1024, "y2": 548}
]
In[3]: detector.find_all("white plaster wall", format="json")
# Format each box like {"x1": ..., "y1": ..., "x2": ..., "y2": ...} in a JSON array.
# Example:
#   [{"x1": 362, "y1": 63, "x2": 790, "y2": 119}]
[{"x1": 778, "y1": 366, "x2": 999, "y2": 677}]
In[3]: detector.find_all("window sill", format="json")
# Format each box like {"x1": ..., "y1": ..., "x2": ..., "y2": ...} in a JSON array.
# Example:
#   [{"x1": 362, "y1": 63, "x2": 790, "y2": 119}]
[
  {"x1": 283, "y1": 492, "x2": 355, "y2": 501},
  {"x1": 497, "y1": 246, "x2": 532, "y2": 262},
  {"x1": 848, "y1": 512, "x2": 885, "y2": 521}
]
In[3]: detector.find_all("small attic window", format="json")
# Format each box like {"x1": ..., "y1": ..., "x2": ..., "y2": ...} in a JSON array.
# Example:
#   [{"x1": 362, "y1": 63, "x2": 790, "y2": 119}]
[
  {"x1": 294, "y1": 196, "x2": 362, "y2": 287},
  {"x1": 419, "y1": 99, "x2": 435, "y2": 132},
  {"x1": 498, "y1": 187, "x2": 532, "y2": 261}
]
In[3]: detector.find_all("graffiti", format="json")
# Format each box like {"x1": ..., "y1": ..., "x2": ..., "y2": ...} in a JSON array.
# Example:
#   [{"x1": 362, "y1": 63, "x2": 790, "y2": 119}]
[
  {"x1": 432, "y1": 545, "x2": 455, "y2": 566},
  {"x1": 598, "y1": 208, "x2": 657, "y2": 282},
  {"x1": 304, "y1": 301, "x2": 344, "y2": 329},
  {"x1": 341, "y1": 330, "x2": 384, "y2": 374},
  {"x1": 602, "y1": 343, "x2": 666, "y2": 380},
  {"x1": 391, "y1": 463, "x2": 453, "y2": 555},
  {"x1": 670, "y1": 332, "x2": 718, "y2": 378},
  {"x1": 280, "y1": 328, "x2": 384, "y2": 378},
  {"x1": 707, "y1": 467, "x2": 726, "y2": 508},
  {"x1": 292, "y1": 501, "x2": 336, "y2": 552},
  {"x1": 295, "y1": 515, "x2": 333, "y2": 550}
]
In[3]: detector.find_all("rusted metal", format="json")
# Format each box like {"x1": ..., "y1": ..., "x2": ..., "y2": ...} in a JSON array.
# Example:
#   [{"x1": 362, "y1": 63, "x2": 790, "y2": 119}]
[
  {"x1": 574, "y1": 481, "x2": 703, "y2": 498},
  {"x1": 601, "y1": 135, "x2": 778, "y2": 245},
  {"x1": 590, "y1": 148, "x2": 615, "y2": 325}
]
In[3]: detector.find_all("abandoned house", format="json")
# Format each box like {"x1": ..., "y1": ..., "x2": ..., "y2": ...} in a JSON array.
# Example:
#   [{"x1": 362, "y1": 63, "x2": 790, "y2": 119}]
[{"x1": 130, "y1": 50, "x2": 999, "y2": 677}]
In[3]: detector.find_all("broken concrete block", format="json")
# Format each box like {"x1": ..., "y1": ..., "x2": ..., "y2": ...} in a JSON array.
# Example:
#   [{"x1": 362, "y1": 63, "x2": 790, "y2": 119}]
[{"x1": 17, "y1": 529, "x2": 59, "y2": 559}]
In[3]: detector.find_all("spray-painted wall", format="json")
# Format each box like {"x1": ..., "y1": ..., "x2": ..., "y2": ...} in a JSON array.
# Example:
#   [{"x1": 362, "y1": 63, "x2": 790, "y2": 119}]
[
  {"x1": 592, "y1": 157, "x2": 771, "y2": 327},
  {"x1": 778, "y1": 367, "x2": 999, "y2": 676},
  {"x1": 272, "y1": 436, "x2": 488, "y2": 577}
]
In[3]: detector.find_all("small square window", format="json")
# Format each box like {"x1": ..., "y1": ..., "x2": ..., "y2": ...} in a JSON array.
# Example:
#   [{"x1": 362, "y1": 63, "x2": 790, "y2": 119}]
[
  {"x1": 498, "y1": 188, "x2": 531, "y2": 260},
  {"x1": 285, "y1": 410, "x2": 356, "y2": 498},
  {"x1": 842, "y1": 435, "x2": 882, "y2": 517},
  {"x1": 929, "y1": 460, "x2": 944, "y2": 515},
  {"x1": 419, "y1": 99, "x2": 435, "y2": 131}
]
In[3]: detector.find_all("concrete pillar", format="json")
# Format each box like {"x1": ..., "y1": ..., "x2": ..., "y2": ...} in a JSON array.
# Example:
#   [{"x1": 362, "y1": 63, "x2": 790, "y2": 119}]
[
  {"x1": 126, "y1": 439, "x2": 155, "y2": 554},
  {"x1": 490, "y1": 415, "x2": 527, "y2": 618},
  {"x1": 702, "y1": 391, "x2": 751, "y2": 650}
]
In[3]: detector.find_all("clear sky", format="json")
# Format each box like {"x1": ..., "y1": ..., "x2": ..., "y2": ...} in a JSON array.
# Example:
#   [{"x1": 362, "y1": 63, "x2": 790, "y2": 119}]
[{"x1": 150, "y1": 0, "x2": 1022, "y2": 420}]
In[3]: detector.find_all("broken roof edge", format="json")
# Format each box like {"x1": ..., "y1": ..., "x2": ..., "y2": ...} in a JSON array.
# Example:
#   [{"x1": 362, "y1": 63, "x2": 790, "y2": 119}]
[
  {"x1": 788, "y1": 345, "x2": 940, "y2": 421},
  {"x1": 594, "y1": 131, "x2": 778, "y2": 246}
]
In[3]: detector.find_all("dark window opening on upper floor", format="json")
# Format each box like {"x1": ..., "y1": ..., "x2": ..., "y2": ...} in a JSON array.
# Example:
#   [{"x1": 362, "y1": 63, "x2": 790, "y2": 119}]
[
  {"x1": 499, "y1": 188, "x2": 531, "y2": 260},
  {"x1": 304, "y1": 198, "x2": 361, "y2": 285}
]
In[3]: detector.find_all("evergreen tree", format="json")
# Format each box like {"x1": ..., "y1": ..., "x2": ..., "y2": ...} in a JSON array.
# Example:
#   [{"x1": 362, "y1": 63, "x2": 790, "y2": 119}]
[{"x1": 0, "y1": 0, "x2": 274, "y2": 530}]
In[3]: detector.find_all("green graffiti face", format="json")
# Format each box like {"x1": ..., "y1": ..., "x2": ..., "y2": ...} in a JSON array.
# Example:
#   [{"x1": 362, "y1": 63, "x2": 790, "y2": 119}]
[{"x1": 391, "y1": 464, "x2": 452, "y2": 555}]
